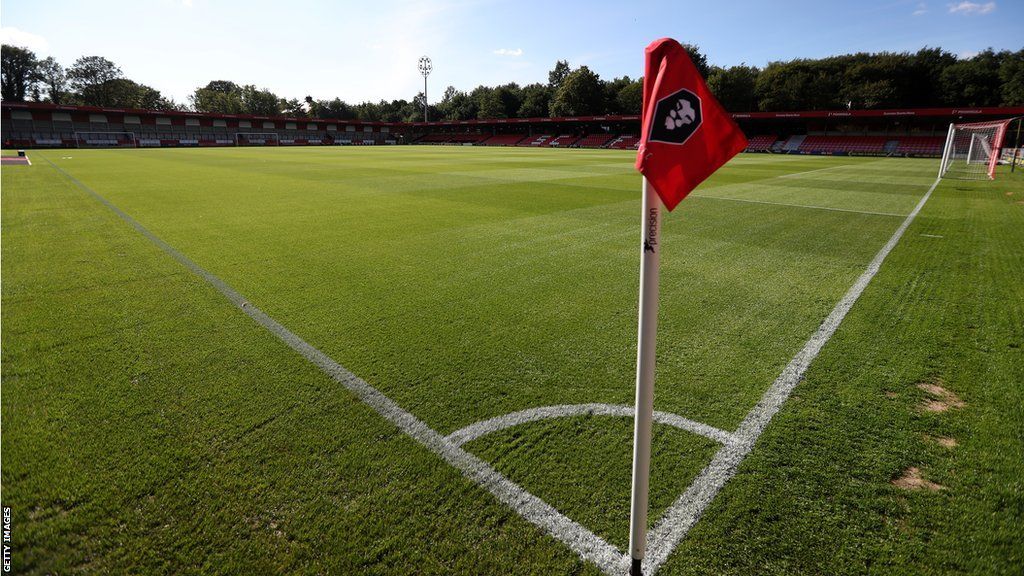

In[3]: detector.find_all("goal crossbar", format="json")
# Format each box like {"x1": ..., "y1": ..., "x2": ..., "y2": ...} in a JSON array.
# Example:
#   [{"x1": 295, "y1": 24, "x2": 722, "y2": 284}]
[{"x1": 939, "y1": 119, "x2": 1014, "y2": 180}]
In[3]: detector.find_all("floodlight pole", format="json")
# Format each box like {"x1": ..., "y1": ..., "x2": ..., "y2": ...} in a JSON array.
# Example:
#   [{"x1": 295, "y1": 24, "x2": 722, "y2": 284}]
[{"x1": 418, "y1": 56, "x2": 432, "y2": 123}]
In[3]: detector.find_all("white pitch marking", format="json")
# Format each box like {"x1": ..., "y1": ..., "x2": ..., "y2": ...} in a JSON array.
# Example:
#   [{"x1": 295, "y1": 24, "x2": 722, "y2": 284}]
[
  {"x1": 691, "y1": 194, "x2": 906, "y2": 217},
  {"x1": 42, "y1": 156, "x2": 630, "y2": 576},
  {"x1": 43, "y1": 152, "x2": 944, "y2": 576},
  {"x1": 446, "y1": 403, "x2": 735, "y2": 447},
  {"x1": 920, "y1": 233, "x2": 944, "y2": 238},
  {"x1": 642, "y1": 177, "x2": 941, "y2": 574},
  {"x1": 776, "y1": 164, "x2": 852, "y2": 178}
]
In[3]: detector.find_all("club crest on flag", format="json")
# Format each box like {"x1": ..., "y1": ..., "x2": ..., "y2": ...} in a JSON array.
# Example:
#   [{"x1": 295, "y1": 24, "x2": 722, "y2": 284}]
[{"x1": 649, "y1": 88, "x2": 702, "y2": 145}]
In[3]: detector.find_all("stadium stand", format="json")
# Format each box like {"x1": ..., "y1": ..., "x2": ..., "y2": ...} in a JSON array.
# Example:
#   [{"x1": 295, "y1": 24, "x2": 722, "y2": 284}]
[
  {"x1": 546, "y1": 135, "x2": 579, "y2": 147},
  {"x1": 480, "y1": 134, "x2": 528, "y2": 146},
  {"x1": 745, "y1": 134, "x2": 778, "y2": 152},
  {"x1": 419, "y1": 133, "x2": 454, "y2": 144},
  {"x1": 895, "y1": 136, "x2": 944, "y2": 156},
  {"x1": 449, "y1": 134, "x2": 489, "y2": 144},
  {"x1": 4, "y1": 102, "x2": 1022, "y2": 156},
  {"x1": 798, "y1": 135, "x2": 887, "y2": 154},
  {"x1": 519, "y1": 134, "x2": 552, "y2": 146},
  {"x1": 575, "y1": 134, "x2": 616, "y2": 148},
  {"x1": 607, "y1": 135, "x2": 640, "y2": 149}
]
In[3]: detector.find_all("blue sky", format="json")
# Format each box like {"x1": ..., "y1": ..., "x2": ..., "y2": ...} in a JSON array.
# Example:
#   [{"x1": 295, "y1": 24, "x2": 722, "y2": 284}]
[{"x1": 1, "y1": 0, "x2": 1021, "y2": 105}]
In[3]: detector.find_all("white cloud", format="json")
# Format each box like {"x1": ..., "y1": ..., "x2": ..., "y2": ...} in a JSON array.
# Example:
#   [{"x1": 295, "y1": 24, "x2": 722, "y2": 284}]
[
  {"x1": 948, "y1": 1, "x2": 996, "y2": 14},
  {"x1": 959, "y1": 50, "x2": 980, "y2": 59},
  {"x1": 493, "y1": 48, "x2": 524, "y2": 57},
  {"x1": 912, "y1": 2, "x2": 928, "y2": 15},
  {"x1": 182, "y1": 0, "x2": 193, "y2": 6},
  {"x1": 0, "y1": 27, "x2": 49, "y2": 52}
]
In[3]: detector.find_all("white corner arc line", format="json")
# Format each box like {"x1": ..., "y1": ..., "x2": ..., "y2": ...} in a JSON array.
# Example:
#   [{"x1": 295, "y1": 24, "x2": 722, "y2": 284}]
[
  {"x1": 41, "y1": 156, "x2": 631, "y2": 576},
  {"x1": 446, "y1": 403, "x2": 735, "y2": 447},
  {"x1": 643, "y1": 177, "x2": 941, "y2": 574}
]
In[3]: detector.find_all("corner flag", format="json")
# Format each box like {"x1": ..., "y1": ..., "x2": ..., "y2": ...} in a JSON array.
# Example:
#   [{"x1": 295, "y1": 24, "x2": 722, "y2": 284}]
[
  {"x1": 635, "y1": 38, "x2": 747, "y2": 210},
  {"x1": 628, "y1": 38, "x2": 746, "y2": 576}
]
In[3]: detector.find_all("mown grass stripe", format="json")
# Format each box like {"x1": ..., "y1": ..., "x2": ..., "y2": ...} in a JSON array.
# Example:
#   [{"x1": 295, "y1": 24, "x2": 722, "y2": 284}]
[
  {"x1": 643, "y1": 176, "x2": 941, "y2": 574},
  {"x1": 691, "y1": 194, "x2": 906, "y2": 217},
  {"x1": 39, "y1": 155, "x2": 630, "y2": 576}
]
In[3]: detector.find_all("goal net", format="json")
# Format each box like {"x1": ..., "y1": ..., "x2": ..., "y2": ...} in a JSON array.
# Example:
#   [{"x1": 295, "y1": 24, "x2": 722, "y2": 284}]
[
  {"x1": 938, "y1": 119, "x2": 1012, "y2": 180},
  {"x1": 74, "y1": 131, "x2": 137, "y2": 148},
  {"x1": 235, "y1": 132, "x2": 280, "y2": 146}
]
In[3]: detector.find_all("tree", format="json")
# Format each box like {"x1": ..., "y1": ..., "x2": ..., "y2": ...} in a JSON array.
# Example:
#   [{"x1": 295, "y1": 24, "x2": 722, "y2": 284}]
[
  {"x1": 67, "y1": 56, "x2": 122, "y2": 94},
  {"x1": 35, "y1": 57, "x2": 67, "y2": 104},
  {"x1": 403, "y1": 94, "x2": 429, "y2": 122},
  {"x1": 474, "y1": 86, "x2": 506, "y2": 119},
  {"x1": 279, "y1": 97, "x2": 305, "y2": 116},
  {"x1": 517, "y1": 83, "x2": 551, "y2": 118},
  {"x1": 79, "y1": 78, "x2": 169, "y2": 108},
  {"x1": 548, "y1": 60, "x2": 571, "y2": 90},
  {"x1": 835, "y1": 52, "x2": 915, "y2": 109},
  {"x1": 998, "y1": 49, "x2": 1024, "y2": 106},
  {"x1": 615, "y1": 79, "x2": 642, "y2": 115},
  {"x1": 603, "y1": 75, "x2": 633, "y2": 114},
  {"x1": 494, "y1": 83, "x2": 522, "y2": 118},
  {"x1": 907, "y1": 47, "x2": 956, "y2": 107},
  {"x1": 314, "y1": 97, "x2": 357, "y2": 120},
  {"x1": 707, "y1": 65, "x2": 758, "y2": 112},
  {"x1": 204, "y1": 80, "x2": 241, "y2": 94},
  {"x1": 755, "y1": 59, "x2": 841, "y2": 111},
  {"x1": 549, "y1": 66, "x2": 603, "y2": 117},
  {"x1": 438, "y1": 85, "x2": 477, "y2": 120},
  {"x1": 681, "y1": 43, "x2": 710, "y2": 79},
  {"x1": 191, "y1": 80, "x2": 244, "y2": 114},
  {"x1": 240, "y1": 85, "x2": 281, "y2": 115},
  {"x1": 940, "y1": 49, "x2": 1002, "y2": 107},
  {"x1": 2, "y1": 45, "x2": 38, "y2": 102},
  {"x1": 155, "y1": 97, "x2": 185, "y2": 111}
]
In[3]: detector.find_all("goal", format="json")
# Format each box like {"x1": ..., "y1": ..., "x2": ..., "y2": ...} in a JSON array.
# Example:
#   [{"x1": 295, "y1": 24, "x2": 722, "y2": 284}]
[
  {"x1": 235, "y1": 132, "x2": 280, "y2": 146},
  {"x1": 74, "y1": 131, "x2": 137, "y2": 148},
  {"x1": 938, "y1": 119, "x2": 1012, "y2": 180}
]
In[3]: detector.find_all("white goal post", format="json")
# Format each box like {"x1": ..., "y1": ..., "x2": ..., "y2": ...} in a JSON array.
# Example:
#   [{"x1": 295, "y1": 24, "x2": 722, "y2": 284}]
[
  {"x1": 234, "y1": 132, "x2": 280, "y2": 146},
  {"x1": 938, "y1": 119, "x2": 1013, "y2": 180},
  {"x1": 74, "y1": 131, "x2": 137, "y2": 148}
]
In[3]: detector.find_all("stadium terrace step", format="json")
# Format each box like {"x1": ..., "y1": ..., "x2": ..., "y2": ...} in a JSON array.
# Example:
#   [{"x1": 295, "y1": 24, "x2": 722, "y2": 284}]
[{"x1": 781, "y1": 134, "x2": 806, "y2": 151}]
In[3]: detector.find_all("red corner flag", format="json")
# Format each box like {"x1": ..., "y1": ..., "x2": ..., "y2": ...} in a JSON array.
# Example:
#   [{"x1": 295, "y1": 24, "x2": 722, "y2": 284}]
[{"x1": 635, "y1": 38, "x2": 747, "y2": 210}]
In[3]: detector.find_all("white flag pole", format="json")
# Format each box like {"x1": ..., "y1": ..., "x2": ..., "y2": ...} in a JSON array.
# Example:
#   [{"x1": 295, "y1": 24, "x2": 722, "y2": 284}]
[{"x1": 629, "y1": 176, "x2": 661, "y2": 576}]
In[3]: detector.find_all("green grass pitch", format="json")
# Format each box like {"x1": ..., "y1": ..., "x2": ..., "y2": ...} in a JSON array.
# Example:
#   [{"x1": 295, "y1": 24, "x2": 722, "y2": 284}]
[{"x1": 2, "y1": 146, "x2": 1022, "y2": 574}]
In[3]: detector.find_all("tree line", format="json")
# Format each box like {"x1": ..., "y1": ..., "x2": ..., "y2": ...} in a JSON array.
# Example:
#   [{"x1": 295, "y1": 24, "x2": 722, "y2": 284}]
[
  {"x1": 3, "y1": 44, "x2": 1021, "y2": 122},
  {"x1": 1, "y1": 46, "x2": 183, "y2": 110}
]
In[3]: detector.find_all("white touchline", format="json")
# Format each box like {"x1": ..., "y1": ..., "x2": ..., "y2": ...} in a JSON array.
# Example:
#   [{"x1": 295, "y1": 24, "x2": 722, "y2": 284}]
[
  {"x1": 41, "y1": 156, "x2": 628, "y2": 576},
  {"x1": 642, "y1": 176, "x2": 941, "y2": 574},
  {"x1": 43, "y1": 152, "x2": 942, "y2": 576}
]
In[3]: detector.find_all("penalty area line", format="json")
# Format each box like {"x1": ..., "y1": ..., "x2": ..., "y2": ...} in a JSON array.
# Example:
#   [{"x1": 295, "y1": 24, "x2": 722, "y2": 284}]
[
  {"x1": 642, "y1": 176, "x2": 942, "y2": 574},
  {"x1": 40, "y1": 155, "x2": 630, "y2": 576}
]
